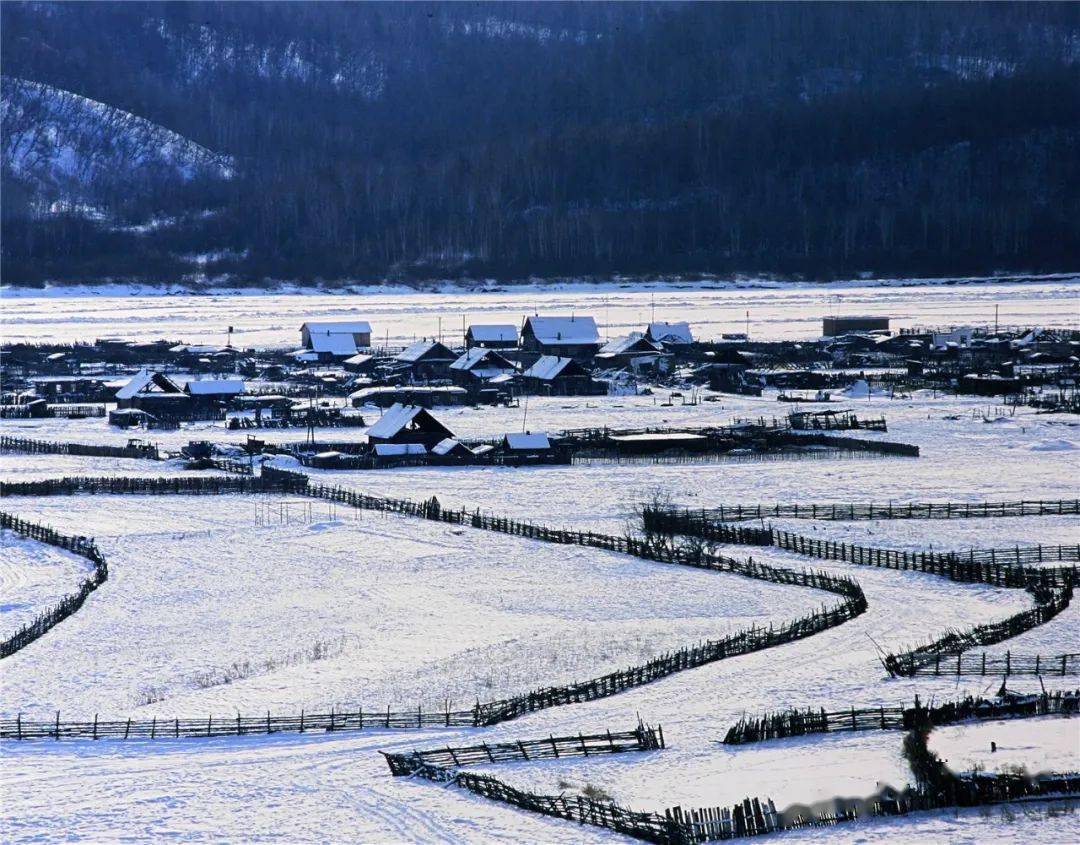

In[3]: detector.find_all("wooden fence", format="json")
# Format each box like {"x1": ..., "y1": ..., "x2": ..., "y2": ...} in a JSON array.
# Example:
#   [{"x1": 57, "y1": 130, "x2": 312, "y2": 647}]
[
  {"x1": 643, "y1": 508, "x2": 1079, "y2": 589},
  {"x1": 382, "y1": 698, "x2": 1080, "y2": 843},
  {"x1": 1, "y1": 467, "x2": 870, "y2": 739},
  {"x1": 723, "y1": 690, "x2": 1080, "y2": 744},
  {"x1": 679, "y1": 499, "x2": 1080, "y2": 522},
  {"x1": 0, "y1": 511, "x2": 108, "y2": 658},
  {"x1": 0, "y1": 435, "x2": 161, "y2": 461},
  {"x1": 383, "y1": 724, "x2": 664, "y2": 775},
  {"x1": 882, "y1": 583, "x2": 1073, "y2": 677},
  {"x1": 889, "y1": 650, "x2": 1079, "y2": 678}
]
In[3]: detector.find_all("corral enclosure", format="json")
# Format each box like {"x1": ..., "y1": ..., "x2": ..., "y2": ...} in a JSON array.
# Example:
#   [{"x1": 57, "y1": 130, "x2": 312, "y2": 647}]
[{"x1": 1, "y1": 285, "x2": 1078, "y2": 845}]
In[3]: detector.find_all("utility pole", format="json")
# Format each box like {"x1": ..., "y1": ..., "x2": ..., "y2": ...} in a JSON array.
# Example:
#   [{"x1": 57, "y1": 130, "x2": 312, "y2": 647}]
[{"x1": 995, "y1": 304, "x2": 999, "y2": 334}]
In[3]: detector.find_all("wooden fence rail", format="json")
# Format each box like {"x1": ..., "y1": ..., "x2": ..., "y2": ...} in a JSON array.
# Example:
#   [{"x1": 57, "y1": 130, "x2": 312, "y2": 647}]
[
  {"x1": 643, "y1": 508, "x2": 1079, "y2": 590},
  {"x1": 0, "y1": 435, "x2": 160, "y2": 460},
  {"x1": 0, "y1": 511, "x2": 108, "y2": 658},
  {"x1": 723, "y1": 690, "x2": 1080, "y2": 744},
  {"x1": 681, "y1": 499, "x2": 1080, "y2": 522},
  {"x1": 383, "y1": 724, "x2": 664, "y2": 775}
]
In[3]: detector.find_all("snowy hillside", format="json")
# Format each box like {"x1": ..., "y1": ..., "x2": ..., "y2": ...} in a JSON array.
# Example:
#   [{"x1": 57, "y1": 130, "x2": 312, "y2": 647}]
[{"x1": 1, "y1": 75, "x2": 233, "y2": 217}]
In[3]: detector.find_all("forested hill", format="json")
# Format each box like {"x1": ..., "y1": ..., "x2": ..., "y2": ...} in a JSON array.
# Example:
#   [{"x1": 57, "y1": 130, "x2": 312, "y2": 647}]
[{"x1": 2, "y1": 2, "x2": 1079, "y2": 288}]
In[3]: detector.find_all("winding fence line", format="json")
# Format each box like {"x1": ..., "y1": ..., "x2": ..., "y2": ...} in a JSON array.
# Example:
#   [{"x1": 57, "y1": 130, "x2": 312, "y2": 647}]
[
  {"x1": 881, "y1": 582, "x2": 1073, "y2": 677},
  {"x1": 0, "y1": 512, "x2": 108, "y2": 658},
  {"x1": 385, "y1": 699, "x2": 1080, "y2": 843},
  {"x1": 0, "y1": 436, "x2": 161, "y2": 461},
  {"x1": 1, "y1": 468, "x2": 867, "y2": 739},
  {"x1": 723, "y1": 690, "x2": 1080, "y2": 744},
  {"x1": 643, "y1": 508, "x2": 1079, "y2": 589}
]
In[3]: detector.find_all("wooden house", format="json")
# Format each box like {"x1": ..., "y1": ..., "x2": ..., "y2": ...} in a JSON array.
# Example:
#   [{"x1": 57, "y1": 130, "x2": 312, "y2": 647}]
[
  {"x1": 114, "y1": 370, "x2": 193, "y2": 416},
  {"x1": 466, "y1": 324, "x2": 518, "y2": 349},
  {"x1": 366, "y1": 403, "x2": 455, "y2": 449},
  {"x1": 300, "y1": 320, "x2": 372, "y2": 352},
  {"x1": 184, "y1": 378, "x2": 245, "y2": 414},
  {"x1": 449, "y1": 348, "x2": 517, "y2": 387},
  {"x1": 520, "y1": 356, "x2": 603, "y2": 396},
  {"x1": 646, "y1": 321, "x2": 693, "y2": 347},
  {"x1": 595, "y1": 335, "x2": 665, "y2": 370},
  {"x1": 520, "y1": 316, "x2": 601, "y2": 361},
  {"x1": 396, "y1": 340, "x2": 458, "y2": 380}
]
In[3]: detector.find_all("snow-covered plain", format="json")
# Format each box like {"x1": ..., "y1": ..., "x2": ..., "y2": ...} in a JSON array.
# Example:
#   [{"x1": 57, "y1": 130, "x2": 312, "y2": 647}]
[
  {"x1": 2, "y1": 289, "x2": 1079, "y2": 843},
  {"x1": 2, "y1": 277, "x2": 1078, "y2": 346}
]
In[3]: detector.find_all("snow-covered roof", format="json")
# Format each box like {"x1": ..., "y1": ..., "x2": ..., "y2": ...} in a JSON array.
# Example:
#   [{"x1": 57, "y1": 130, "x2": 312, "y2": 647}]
[
  {"x1": 524, "y1": 316, "x2": 599, "y2": 345},
  {"x1": 647, "y1": 321, "x2": 693, "y2": 344},
  {"x1": 468, "y1": 324, "x2": 518, "y2": 343},
  {"x1": 115, "y1": 370, "x2": 183, "y2": 399},
  {"x1": 504, "y1": 432, "x2": 550, "y2": 450},
  {"x1": 308, "y1": 332, "x2": 358, "y2": 355},
  {"x1": 521, "y1": 356, "x2": 575, "y2": 380},
  {"x1": 397, "y1": 340, "x2": 455, "y2": 363},
  {"x1": 450, "y1": 348, "x2": 514, "y2": 371},
  {"x1": 185, "y1": 379, "x2": 245, "y2": 396},
  {"x1": 431, "y1": 438, "x2": 469, "y2": 456},
  {"x1": 598, "y1": 335, "x2": 661, "y2": 355},
  {"x1": 344, "y1": 353, "x2": 374, "y2": 366},
  {"x1": 366, "y1": 403, "x2": 453, "y2": 439},
  {"x1": 373, "y1": 443, "x2": 426, "y2": 457},
  {"x1": 115, "y1": 370, "x2": 152, "y2": 400},
  {"x1": 302, "y1": 320, "x2": 371, "y2": 334}
]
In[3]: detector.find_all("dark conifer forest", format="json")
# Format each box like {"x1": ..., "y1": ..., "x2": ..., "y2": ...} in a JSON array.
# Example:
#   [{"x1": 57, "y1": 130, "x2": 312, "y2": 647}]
[{"x1": 2, "y1": 1, "x2": 1078, "y2": 286}]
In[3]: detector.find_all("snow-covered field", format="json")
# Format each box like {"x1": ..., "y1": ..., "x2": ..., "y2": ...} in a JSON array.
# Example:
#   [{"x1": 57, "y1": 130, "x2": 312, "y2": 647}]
[
  {"x1": 2, "y1": 290, "x2": 1078, "y2": 843},
  {"x1": 3, "y1": 277, "x2": 1078, "y2": 346}
]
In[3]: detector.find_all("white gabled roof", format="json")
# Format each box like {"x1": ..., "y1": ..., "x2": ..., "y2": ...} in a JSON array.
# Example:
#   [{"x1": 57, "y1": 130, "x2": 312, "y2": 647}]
[
  {"x1": 599, "y1": 335, "x2": 661, "y2": 355},
  {"x1": 524, "y1": 315, "x2": 599, "y2": 345},
  {"x1": 468, "y1": 324, "x2": 518, "y2": 342},
  {"x1": 397, "y1": 339, "x2": 454, "y2": 363},
  {"x1": 450, "y1": 348, "x2": 513, "y2": 372},
  {"x1": 521, "y1": 356, "x2": 574, "y2": 380},
  {"x1": 647, "y1": 321, "x2": 693, "y2": 344},
  {"x1": 308, "y1": 332, "x2": 358, "y2": 355},
  {"x1": 302, "y1": 320, "x2": 372, "y2": 334},
  {"x1": 431, "y1": 437, "x2": 468, "y2": 456},
  {"x1": 185, "y1": 379, "x2": 245, "y2": 396},
  {"x1": 115, "y1": 370, "x2": 153, "y2": 400},
  {"x1": 504, "y1": 432, "x2": 550, "y2": 450}
]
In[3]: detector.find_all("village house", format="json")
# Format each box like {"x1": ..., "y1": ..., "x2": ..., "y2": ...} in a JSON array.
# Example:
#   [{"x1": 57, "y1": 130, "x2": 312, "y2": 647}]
[
  {"x1": 465, "y1": 324, "x2": 518, "y2": 349},
  {"x1": 520, "y1": 355, "x2": 603, "y2": 396},
  {"x1": 114, "y1": 370, "x2": 193, "y2": 416},
  {"x1": 184, "y1": 378, "x2": 245, "y2": 414},
  {"x1": 645, "y1": 321, "x2": 693, "y2": 347},
  {"x1": 449, "y1": 348, "x2": 517, "y2": 387},
  {"x1": 365, "y1": 403, "x2": 455, "y2": 449},
  {"x1": 396, "y1": 340, "x2": 458, "y2": 381},
  {"x1": 300, "y1": 320, "x2": 372, "y2": 351},
  {"x1": 520, "y1": 315, "x2": 601, "y2": 361},
  {"x1": 595, "y1": 334, "x2": 666, "y2": 372}
]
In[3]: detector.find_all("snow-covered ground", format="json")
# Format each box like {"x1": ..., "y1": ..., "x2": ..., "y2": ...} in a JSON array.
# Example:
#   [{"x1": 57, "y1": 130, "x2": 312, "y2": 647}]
[
  {"x1": 2, "y1": 278, "x2": 1077, "y2": 346},
  {"x1": 931, "y1": 716, "x2": 1080, "y2": 776},
  {"x1": 0, "y1": 529, "x2": 91, "y2": 639},
  {"x1": 1, "y1": 352, "x2": 1077, "y2": 841}
]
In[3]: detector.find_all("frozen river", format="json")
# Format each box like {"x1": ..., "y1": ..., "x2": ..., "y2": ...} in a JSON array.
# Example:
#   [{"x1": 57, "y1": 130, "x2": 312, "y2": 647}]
[{"x1": 2, "y1": 277, "x2": 1078, "y2": 347}]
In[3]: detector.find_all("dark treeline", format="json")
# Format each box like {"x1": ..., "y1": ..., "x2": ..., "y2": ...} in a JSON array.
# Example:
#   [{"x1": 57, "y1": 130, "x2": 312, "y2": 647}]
[{"x1": 2, "y1": 2, "x2": 1079, "y2": 285}]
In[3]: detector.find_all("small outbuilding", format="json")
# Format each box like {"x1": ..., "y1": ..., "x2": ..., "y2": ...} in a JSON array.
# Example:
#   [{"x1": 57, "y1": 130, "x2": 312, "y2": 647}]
[
  {"x1": 823, "y1": 315, "x2": 890, "y2": 337},
  {"x1": 646, "y1": 321, "x2": 693, "y2": 346}
]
